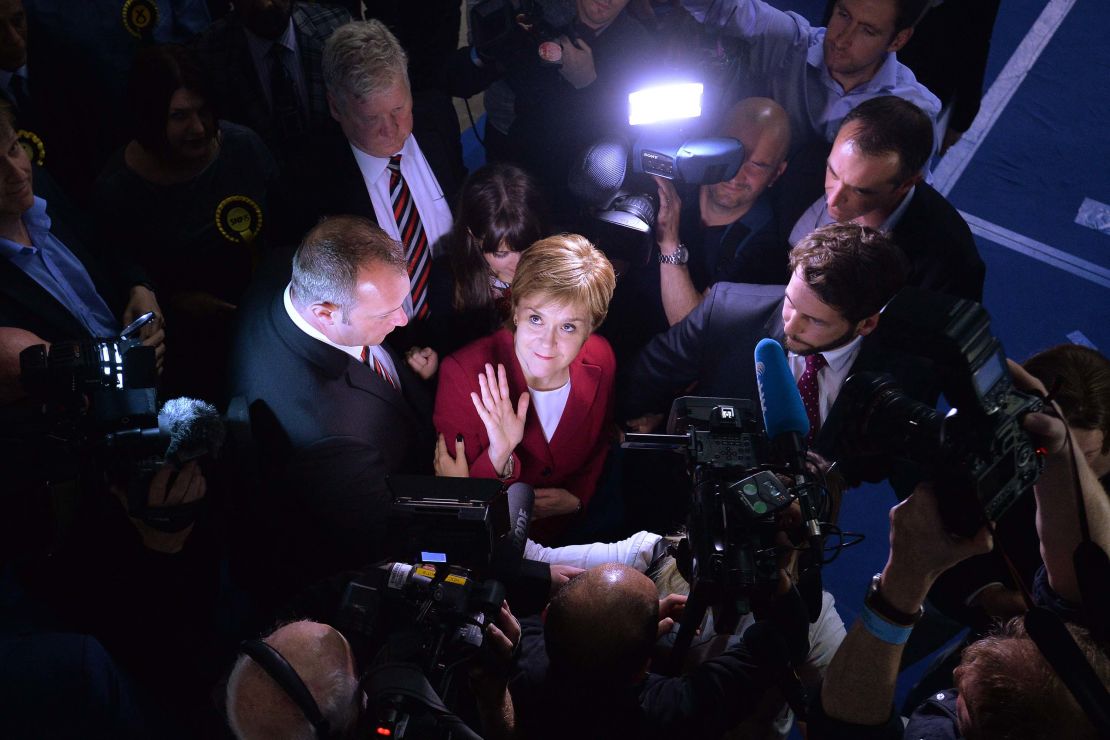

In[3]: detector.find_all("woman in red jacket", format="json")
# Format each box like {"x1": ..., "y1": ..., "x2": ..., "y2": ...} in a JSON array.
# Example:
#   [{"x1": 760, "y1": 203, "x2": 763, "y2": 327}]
[{"x1": 434, "y1": 234, "x2": 617, "y2": 543}]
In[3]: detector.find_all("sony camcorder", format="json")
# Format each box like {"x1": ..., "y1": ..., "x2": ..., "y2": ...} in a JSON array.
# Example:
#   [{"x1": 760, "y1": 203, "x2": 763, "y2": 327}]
[{"x1": 570, "y1": 83, "x2": 744, "y2": 243}]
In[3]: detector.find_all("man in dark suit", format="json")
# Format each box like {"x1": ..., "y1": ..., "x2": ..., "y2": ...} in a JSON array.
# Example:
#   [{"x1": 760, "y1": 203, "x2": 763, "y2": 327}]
[
  {"x1": 193, "y1": 0, "x2": 350, "y2": 163},
  {"x1": 622, "y1": 222, "x2": 925, "y2": 465},
  {"x1": 788, "y1": 96, "x2": 985, "y2": 303},
  {"x1": 278, "y1": 19, "x2": 464, "y2": 351},
  {"x1": 229, "y1": 215, "x2": 435, "y2": 605}
]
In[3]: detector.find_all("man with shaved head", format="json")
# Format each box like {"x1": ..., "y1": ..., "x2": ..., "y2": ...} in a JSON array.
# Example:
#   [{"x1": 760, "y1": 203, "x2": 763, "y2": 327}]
[
  {"x1": 653, "y1": 97, "x2": 793, "y2": 326},
  {"x1": 226, "y1": 620, "x2": 360, "y2": 739},
  {"x1": 510, "y1": 563, "x2": 806, "y2": 739}
]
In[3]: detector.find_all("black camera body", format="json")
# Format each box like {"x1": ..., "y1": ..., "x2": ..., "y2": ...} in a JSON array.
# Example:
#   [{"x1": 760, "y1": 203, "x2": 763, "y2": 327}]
[
  {"x1": 16, "y1": 330, "x2": 228, "y2": 536},
  {"x1": 625, "y1": 397, "x2": 796, "y2": 624},
  {"x1": 338, "y1": 562, "x2": 507, "y2": 740},
  {"x1": 632, "y1": 131, "x2": 744, "y2": 185},
  {"x1": 332, "y1": 477, "x2": 533, "y2": 738},
  {"x1": 340, "y1": 561, "x2": 506, "y2": 673},
  {"x1": 570, "y1": 132, "x2": 744, "y2": 240},
  {"x1": 838, "y1": 288, "x2": 1044, "y2": 536},
  {"x1": 19, "y1": 334, "x2": 158, "y2": 433}
]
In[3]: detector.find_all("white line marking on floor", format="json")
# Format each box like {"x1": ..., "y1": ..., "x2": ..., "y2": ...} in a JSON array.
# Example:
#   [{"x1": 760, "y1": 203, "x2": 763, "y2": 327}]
[
  {"x1": 960, "y1": 211, "x2": 1110, "y2": 289},
  {"x1": 934, "y1": 0, "x2": 1078, "y2": 196},
  {"x1": 1066, "y1": 331, "x2": 1097, "y2": 349}
]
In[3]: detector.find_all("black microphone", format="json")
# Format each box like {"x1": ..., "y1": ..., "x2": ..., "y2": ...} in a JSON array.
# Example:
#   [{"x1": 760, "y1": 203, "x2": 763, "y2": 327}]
[
  {"x1": 493, "y1": 482, "x2": 551, "y2": 617},
  {"x1": 491, "y1": 481, "x2": 534, "y2": 577}
]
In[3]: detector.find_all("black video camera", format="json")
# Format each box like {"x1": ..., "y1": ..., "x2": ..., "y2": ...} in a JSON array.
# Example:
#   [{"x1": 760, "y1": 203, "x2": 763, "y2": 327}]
[
  {"x1": 19, "y1": 311, "x2": 160, "y2": 434},
  {"x1": 15, "y1": 315, "x2": 229, "y2": 536},
  {"x1": 330, "y1": 477, "x2": 534, "y2": 738},
  {"x1": 837, "y1": 288, "x2": 1044, "y2": 536},
  {"x1": 569, "y1": 83, "x2": 743, "y2": 266},
  {"x1": 625, "y1": 397, "x2": 800, "y2": 625}
]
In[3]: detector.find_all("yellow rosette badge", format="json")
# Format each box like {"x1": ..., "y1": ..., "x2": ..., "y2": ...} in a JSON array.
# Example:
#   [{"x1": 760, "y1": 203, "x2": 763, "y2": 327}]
[
  {"x1": 16, "y1": 129, "x2": 45, "y2": 166},
  {"x1": 121, "y1": 0, "x2": 159, "y2": 40},
  {"x1": 216, "y1": 195, "x2": 263, "y2": 245}
]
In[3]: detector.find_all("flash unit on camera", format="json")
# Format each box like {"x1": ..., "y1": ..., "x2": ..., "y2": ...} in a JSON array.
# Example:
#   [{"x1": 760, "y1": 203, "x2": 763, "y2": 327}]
[{"x1": 628, "y1": 82, "x2": 703, "y2": 126}]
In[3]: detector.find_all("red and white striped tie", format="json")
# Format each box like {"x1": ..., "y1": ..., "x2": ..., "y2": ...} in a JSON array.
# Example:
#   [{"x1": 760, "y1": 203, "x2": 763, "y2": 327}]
[
  {"x1": 387, "y1": 154, "x2": 431, "y2": 319},
  {"x1": 361, "y1": 346, "x2": 397, "y2": 390}
]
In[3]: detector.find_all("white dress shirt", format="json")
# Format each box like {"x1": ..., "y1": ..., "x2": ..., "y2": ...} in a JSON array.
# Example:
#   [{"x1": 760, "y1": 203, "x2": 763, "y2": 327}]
[{"x1": 350, "y1": 134, "x2": 454, "y2": 318}]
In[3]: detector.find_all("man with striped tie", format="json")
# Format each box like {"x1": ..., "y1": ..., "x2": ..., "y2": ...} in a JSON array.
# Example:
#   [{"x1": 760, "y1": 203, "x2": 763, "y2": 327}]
[
  {"x1": 280, "y1": 20, "x2": 463, "y2": 340},
  {"x1": 229, "y1": 215, "x2": 436, "y2": 607}
]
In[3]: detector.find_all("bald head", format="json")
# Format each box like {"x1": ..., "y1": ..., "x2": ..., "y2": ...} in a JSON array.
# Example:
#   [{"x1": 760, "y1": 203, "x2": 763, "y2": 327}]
[
  {"x1": 718, "y1": 97, "x2": 791, "y2": 164},
  {"x1": 705, "y1": 97, "x2": 790, "y2": 218},
  {"x1": 227, "y1": 621, "x2": 359, "y2": 740},
  {"x1": 544, "y1": 564, "x2": 659, "y2": 684}
]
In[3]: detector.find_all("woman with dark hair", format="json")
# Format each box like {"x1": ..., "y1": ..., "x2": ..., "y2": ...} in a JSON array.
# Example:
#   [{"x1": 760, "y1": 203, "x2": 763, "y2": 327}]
[
  {"x1": 426, "y1": 162, "x2": 549, "y2": 355},
  {"x1": 93, "y1": 43, "x2": 277, "y2": 401}
]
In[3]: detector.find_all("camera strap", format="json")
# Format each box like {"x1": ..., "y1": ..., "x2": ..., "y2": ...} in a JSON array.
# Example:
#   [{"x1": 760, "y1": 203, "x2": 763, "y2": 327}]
[{"x1": 1024, "y1": 607, "x2": 1110, "y2": 736}]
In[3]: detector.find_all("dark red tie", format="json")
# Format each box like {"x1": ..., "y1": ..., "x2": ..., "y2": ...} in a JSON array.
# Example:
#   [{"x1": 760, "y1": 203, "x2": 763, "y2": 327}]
[
  {"x1": 361, "y1": 346, "x2": 397, "y2": 390},
  {"x1": 797, "y1": 353, "x2": 827, "y2": 446},
  {"x1": 387, "y1": 154, "x2": 431, "y2": 319}
]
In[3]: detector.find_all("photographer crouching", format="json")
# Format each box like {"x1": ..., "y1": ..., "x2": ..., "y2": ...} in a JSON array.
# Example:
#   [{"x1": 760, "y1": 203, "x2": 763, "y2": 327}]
[{"x1": 810, "y1": 360, "x2": 1110, "y2": 739}]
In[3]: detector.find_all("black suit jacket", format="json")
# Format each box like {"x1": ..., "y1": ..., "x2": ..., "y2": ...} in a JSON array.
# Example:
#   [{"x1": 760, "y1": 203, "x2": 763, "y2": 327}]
[
  {"x1": 193, "y1": 2, "x2": 351, "y2": 157},
  {"x1": 277, "y1": 90, "x2": 465, "y2": 246},
  {"x1": 620, "y1": 282, "x2": 935, "y2": 459},
  {"x1": 892, "y1": 183, "x2": 985, "y2": 303},
  {"x1": 229, "y1": 267, "x2": 435, "y2": 602}
]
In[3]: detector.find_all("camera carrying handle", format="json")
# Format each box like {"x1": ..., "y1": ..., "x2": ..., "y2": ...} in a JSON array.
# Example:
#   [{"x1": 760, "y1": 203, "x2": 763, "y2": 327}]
[
  {"x1": 362, "y1": 662, "x2": 484, "y2": 740},
  {"x1": 239, "y1": 639, "x2": 333, "y2": 739}
]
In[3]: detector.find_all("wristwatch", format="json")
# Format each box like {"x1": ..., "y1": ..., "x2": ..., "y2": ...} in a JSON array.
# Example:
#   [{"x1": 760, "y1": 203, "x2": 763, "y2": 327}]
[
  {"x1": 865, "y1": 573, "x2": 925, "y2": 626},
  {"x1": 658, "y1": 244, "x2": 689, "y2": 265}
]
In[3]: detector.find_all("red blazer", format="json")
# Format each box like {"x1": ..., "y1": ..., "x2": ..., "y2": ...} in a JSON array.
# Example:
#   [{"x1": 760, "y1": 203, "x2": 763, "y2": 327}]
[{"x1": 434, "y1": 328, "x2": 616, "y2": 542}]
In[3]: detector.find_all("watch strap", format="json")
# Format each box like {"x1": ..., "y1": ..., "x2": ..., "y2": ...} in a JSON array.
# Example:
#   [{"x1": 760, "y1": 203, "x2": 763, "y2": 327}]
[
  {"x1": 658, "y1": 243, "x2": 687, "y2": 265},
  {"x1": 865, "y1": 573, "x2": 924, "y2": 626}
]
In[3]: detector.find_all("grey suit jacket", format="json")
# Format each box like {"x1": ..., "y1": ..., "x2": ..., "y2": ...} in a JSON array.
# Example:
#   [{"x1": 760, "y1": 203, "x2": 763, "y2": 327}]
[{"x1": 622, "y1": 282, "x2": 787, "y2": 420}]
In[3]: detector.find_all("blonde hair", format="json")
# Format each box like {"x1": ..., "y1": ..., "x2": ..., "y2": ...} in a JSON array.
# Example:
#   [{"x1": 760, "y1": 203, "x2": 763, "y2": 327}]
[{"x1": 510, "y1": 234, "x2": 616, "y2": 330}]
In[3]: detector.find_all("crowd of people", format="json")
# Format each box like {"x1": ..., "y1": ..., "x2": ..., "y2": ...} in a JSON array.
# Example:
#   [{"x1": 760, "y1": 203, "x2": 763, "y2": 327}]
[{"x1": 1, "y1": 0, "x2": 1107, "y2": 738}]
